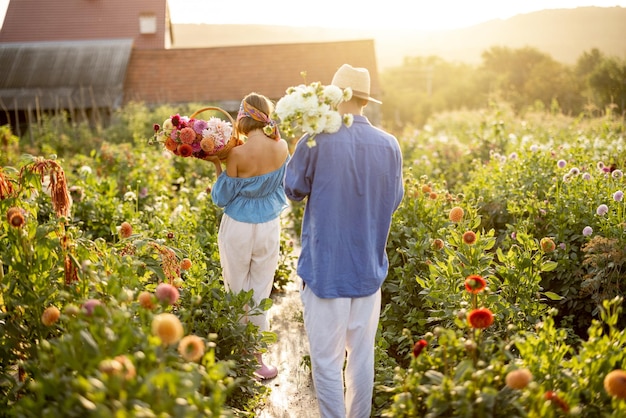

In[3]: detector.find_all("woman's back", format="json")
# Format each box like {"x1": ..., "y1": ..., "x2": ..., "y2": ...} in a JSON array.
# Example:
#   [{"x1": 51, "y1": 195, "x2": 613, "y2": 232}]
[{"x1": 226, "y1": 130, "x2": 289, "y2": 179}]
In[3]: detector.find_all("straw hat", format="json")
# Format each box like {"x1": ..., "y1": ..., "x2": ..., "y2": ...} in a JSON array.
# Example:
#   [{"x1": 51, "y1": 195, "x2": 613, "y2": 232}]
[{"x1": 331, "y1": 64, "x2": 382, "y2": 104}]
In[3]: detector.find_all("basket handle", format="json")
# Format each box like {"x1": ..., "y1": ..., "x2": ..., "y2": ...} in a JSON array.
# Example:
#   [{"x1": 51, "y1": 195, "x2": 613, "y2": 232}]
[{"x1": 190, "y1": 106, "x2": 235, "y2": 126}]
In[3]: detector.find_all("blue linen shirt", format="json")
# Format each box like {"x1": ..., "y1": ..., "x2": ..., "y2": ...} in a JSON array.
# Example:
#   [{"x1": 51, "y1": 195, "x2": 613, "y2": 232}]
[
  {"x1": 284, "y1": 115, "x2": 404, "y2": 298},
  {"x1": 211, "y1": 156, "x2": 290, "y2": 224}
]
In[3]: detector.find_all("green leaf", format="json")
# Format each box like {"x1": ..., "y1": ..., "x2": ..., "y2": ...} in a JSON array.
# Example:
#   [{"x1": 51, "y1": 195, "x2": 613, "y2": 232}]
[{"x1": 543, "y1": 291, "x2": 564, "y2": 301}]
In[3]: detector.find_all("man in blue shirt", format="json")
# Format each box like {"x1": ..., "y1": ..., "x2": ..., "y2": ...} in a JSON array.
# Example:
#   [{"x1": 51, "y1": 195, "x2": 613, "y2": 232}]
[{"x1": 284, "y1": 64, "x2": 404, "y2": 418}]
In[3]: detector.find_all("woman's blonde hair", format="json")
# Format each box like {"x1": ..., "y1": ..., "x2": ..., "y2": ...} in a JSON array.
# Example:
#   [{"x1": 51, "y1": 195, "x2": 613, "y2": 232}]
[{"x1": 236, "y1": 93, "x2": 275, "y2": 136}]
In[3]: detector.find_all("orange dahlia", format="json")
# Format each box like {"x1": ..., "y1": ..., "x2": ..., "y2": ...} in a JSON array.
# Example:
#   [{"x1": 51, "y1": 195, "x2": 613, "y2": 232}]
[
  {"x1": 200, "y1": 137, "x2": 216, "y2": 153},
  {"x1": 540, "y1": 237, "x2": 556, "y2": 252},
  {"x1": 505, "y1": 369, "x2": 533, "y2": 389},
  {"x1": 178, "y1": 335, "x2": 205, "y2": 362},
  {"x1": 119, "y1": 221, "x2": 133, "y2": 238},
  {"x1": 152, "y1": 313, "x2": 184, "y2": 345},
  {"x1": 468, "y1": 308, "x2": 494, "y2": 329},
  {"x1": 449, "y1": 206, "x2": 464, "y2": 223},
  {"x1": 421, "y1": 184, "x2": 432, "y2": 193},
  {"x1": 165, "y1": 137, "x2": 178, "y2": 151},
  {"x1": 604, "y1": 369, "x2": 626, "y2": 399},
  {"x1": 180, "y1": 258, "x2": 192, "y2": 270},
  {"x1": 41, "y1": 306, "x2": 61, "y2": 326},
  {"x1": 462, "y1": 231, "x2": 477, "y2": 245},
  {"x1": 464, "y1": 274, "x2": 486, "y2": 293},
  {"x1": 179, "y1": 127, "x2": 197, "y2": 144},
  {"x1": 114, "y1": 355, "x2": 136, "y2": 380},
  {"x1": 137, "y1": 291, "x2": 155, "y2": 310},
  {"x1": 432, "y1": 238, "x2": 444, "y2": 250}
]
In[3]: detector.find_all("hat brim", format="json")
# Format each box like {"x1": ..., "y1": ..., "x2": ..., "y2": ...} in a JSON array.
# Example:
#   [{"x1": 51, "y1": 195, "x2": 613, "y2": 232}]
[{"x1": 352, "y1": 91, "x2": 382, "y2": 105}]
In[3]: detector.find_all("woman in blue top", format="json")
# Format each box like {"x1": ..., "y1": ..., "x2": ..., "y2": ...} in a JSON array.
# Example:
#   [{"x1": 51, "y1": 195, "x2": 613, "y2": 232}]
[{"x1": 209, "y1": 92, "x2": 290, "y2": 380}]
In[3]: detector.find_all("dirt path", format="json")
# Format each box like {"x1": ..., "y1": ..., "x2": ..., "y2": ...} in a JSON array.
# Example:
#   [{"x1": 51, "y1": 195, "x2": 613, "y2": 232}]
[{"x1": 256, "y1": 278, "x2": 320, "y2": 418}]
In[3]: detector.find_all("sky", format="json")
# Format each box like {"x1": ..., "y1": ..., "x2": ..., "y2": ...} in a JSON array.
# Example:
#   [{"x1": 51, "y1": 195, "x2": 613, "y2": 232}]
[
  {"x1": 0, "y1": 1, "x2": 623, "y2": 32},
  {"x1": 167, "y1": 0, "x2": 626, "y2": 30}
]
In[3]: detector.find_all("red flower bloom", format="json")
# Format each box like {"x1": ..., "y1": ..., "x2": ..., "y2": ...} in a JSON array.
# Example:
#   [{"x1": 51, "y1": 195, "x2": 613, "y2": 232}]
[
  {"x1": 464, "y1": 274, "x2": 486, "y2": 294},
  {"x1": 171, "y1": 114, "x2": 181, "y2": 127},
  {"x1": 468, "y1": 308, "x2": 494, "y2": 329},
  {"x1": 544, "y1": 391, "x2": 569, "y2": 412},
  {"x1": 178, "y1": 143, "x2": 194, "y2": 157},
  {"x1": 412, "y1": 339, "x2": 427, "y2": 358},
  {"x1": 153, "y1": 123, "x2": 160, "y2": 132}
]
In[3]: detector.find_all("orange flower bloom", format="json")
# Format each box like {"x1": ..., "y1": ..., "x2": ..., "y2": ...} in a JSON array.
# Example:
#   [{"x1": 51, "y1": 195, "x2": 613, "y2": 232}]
[
  {"x1": 178, "y1": 143, "x2": 194, "y2": 157},
  {"x1": 432, "y1": 238, "x2": 444, "y2": 250},
  {"x1": 200, "y1": 137, "x2": 216, "y2": 153},
  {"x1": 164, "y1": 137, "x2": 178, "y2": 151},
  {"x1": 179, "y1": 127, "x2": 197, "y2": 144},
  {"x1": 152, "y1": 313, "x2": 184, "y2": 345},
  {"x1": 464, "y1": 274, "x2": 486, "y2": 293},
  {"x1": 462, "y1": 231, "x2": 477, "y2": 245},
  {"x1": 120, "y1": 221, "x2": 133, "y2": 239},
  {"x1": 41, "y1": 306, "x2": 61, "y2": 326},
  {"x1": 114, "y1": 355, "x2": 136, "y2": 380},
  {"x1": 421, "y1": 184, "x2": 432, "y2": 193},
  {"x1": 449, "y1": 206, "x2": 464, "y2": 223},
  {"x1": 7, "y1": 207, "x2": 25, "y2": 228},
  {"x1": 604, "y1": 369, "x2": 626, "y2": 399},
  {"x1": 429, "y1": 192, "x2": 438, "y2": 200},
  {"x1": 178, "y1": 335, "x2": 205, "y2": 362},
  {"x1": 180, "y1": 258, "x2": 192, "y2": 270},
  {"x1": 468, "y1": 308, "x2": 494, "y2": 329},
  {"x1": 137, "y1": 291, "x2": 155, "y2": 310},
  {"x1": 540, "y1": 237, "x2": 556, "y2": 252},
  {"x1": 505, "y1": 369, "x2": 533, "y2": 389}
]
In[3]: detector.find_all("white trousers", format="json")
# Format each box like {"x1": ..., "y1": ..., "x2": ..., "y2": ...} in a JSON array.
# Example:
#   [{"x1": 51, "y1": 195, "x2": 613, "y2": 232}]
[
  {"x1": 300, "y1": 283, "x2": 382, "y2": 418},
  {"x1": 217, "y1": 214, "x2": 280, "y2": 332}
]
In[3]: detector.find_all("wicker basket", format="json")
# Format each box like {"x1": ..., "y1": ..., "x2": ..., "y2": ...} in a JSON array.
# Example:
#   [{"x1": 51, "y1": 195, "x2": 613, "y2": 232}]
[{"x1": 190, "y1": 106, "x2": 244, "y2": 160}]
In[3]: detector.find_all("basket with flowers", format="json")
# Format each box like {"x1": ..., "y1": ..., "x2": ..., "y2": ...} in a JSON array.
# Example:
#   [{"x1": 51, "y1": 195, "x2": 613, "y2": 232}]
[
  {"x1": 274, "y1": 79, "x2": 354, "y2": 147},
  {"x1": 151, "y1": 107, "x2": 243, "y2": 160}
]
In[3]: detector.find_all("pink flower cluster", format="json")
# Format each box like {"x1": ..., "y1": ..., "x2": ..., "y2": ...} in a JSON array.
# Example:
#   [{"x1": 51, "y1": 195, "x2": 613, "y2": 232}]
[{"x1": 153, "y1": 114, "x2": 233, "y2": 159}]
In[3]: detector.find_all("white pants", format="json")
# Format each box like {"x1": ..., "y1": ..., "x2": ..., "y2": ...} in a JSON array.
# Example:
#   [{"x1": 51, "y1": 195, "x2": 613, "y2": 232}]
[
  {"x1": 218, "y1": 214, "x2": 280, "y2": 332},
  {"x1": 300, "y1": 283, "x2": 382, "y2": 418}
]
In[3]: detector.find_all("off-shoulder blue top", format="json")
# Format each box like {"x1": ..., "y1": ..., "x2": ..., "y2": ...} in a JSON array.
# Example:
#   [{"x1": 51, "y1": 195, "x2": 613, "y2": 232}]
[{"x1": 211, "y1": 156, "x2": 290, "y2": 224}]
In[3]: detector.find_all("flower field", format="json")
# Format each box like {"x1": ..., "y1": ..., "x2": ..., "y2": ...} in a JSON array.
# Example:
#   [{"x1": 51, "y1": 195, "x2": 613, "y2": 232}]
[{"x1": 1, "y1": 101, "x2": 626, "y2": 417}]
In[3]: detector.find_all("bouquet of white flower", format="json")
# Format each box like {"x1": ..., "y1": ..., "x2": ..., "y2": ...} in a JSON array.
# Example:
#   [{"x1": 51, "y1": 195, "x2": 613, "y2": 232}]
[{"x1": 274, "y1": 80, "x2": 353, "y2": 147}]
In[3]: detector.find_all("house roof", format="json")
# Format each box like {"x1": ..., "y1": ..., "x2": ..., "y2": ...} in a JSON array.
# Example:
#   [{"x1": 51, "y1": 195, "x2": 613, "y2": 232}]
[
  {"x1": 0, "y1": 39, "x2": 133, "y2": 111},
  {"x1": 124, "y1": 39, "x2": 380, "y2": 111},
  {"x1": 0, "y1": 0, "x2": 171, "y2": 50}
]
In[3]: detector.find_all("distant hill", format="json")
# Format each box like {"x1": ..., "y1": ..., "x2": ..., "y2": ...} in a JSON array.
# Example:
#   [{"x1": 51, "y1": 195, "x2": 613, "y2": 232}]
[{"x1": 172, "y1": 6, "x2": 626, "y2": 70}]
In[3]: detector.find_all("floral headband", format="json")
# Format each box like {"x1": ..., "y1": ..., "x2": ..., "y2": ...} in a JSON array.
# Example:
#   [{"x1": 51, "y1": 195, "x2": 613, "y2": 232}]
[{"x1": 237, "y1": 100, "x2": 280, "y2": 140}]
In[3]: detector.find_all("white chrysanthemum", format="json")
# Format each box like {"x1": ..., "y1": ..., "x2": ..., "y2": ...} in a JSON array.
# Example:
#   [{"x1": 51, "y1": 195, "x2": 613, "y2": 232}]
[
  {"x1": 343, "y1": 114, "x2": 354, "y2": 127},
  {"x1": 322, "y1": 85, "x2": 344, "y2": 104},
  {"x1": 325, "y1": 111, "x2": 343, "y2": 133},
  {"x1": 302, "y1": 113, "x2": 323, "y2": 135}
]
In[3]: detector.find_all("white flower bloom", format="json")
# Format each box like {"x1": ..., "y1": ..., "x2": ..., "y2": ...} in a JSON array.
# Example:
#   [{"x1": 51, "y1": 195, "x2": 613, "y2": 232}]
[
  {"x1": 124, "y1": 191, "x2": 137, "y2": 202},
  {"x1": 78, "y1": 165, "x2": 93, "y2": 175}
]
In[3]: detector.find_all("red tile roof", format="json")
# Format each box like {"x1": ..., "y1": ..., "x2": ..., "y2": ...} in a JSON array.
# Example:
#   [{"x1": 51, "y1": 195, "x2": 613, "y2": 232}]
[{"x1": 124, "y1": 39, "x2": 380, "y2": 110}]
